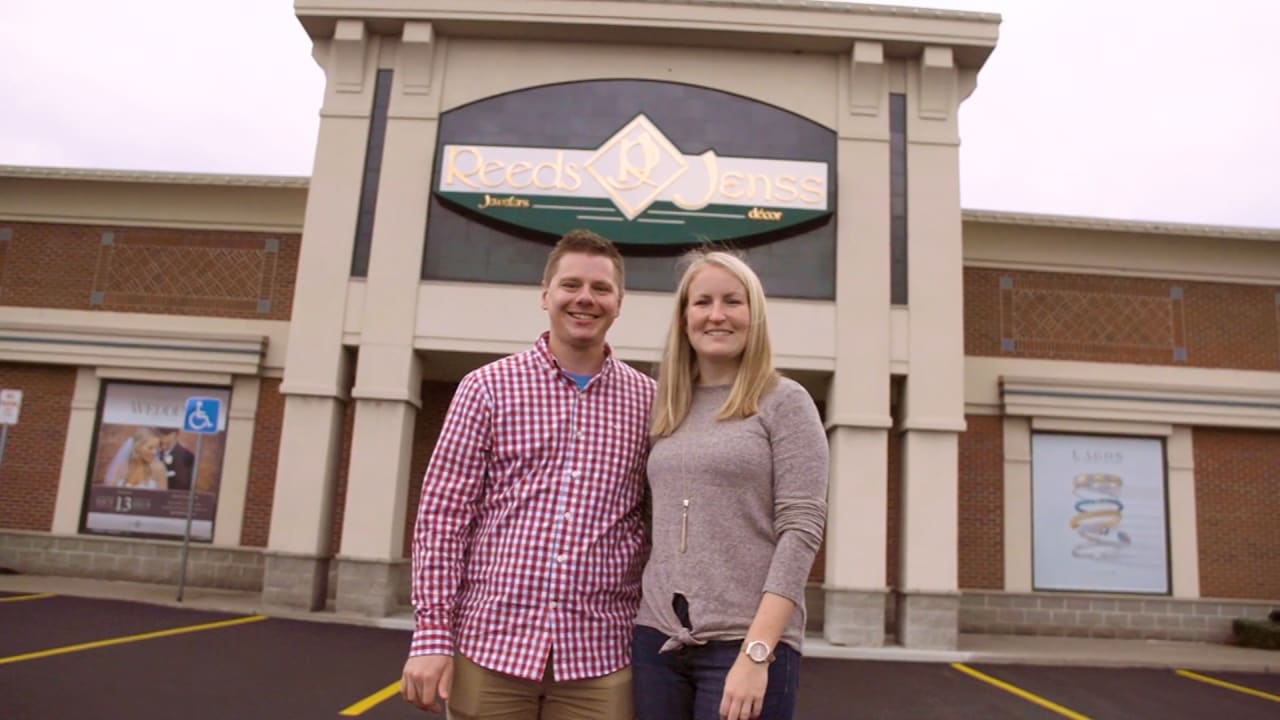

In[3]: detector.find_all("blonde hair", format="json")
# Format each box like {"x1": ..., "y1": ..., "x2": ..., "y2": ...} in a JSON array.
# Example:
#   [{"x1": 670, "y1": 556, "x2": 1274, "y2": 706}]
[{"x1": 650, "y1": 250, "x2": 777, "y2": 437}]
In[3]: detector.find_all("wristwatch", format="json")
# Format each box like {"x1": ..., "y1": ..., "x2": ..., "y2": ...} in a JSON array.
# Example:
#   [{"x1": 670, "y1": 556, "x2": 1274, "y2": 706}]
[{"x1": 744, "y1": 640, "x2": 775, "y2": 664}]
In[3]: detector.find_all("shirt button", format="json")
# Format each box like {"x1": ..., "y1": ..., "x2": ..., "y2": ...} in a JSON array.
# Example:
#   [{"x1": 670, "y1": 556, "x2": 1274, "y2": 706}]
[
  {"x1": 550, "y1": 601, "x2": 559, "y2": 609},
  {"x1": 576, "y1": 430, "x2": 584, "y2": 439},
  {"x1": 564, "y1": 511, "x2": 573, "y2": 520},
  {"x1": 556, "y1": 554, "x2": 567, "y2": 563}
]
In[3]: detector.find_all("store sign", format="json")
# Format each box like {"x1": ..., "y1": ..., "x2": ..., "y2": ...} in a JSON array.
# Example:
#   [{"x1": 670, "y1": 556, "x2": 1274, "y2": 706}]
[
  {"x1": 436, "y1": 113, "x2": 831, "y2": 245},
  {"x1": 1031, "y1": 434, "x2": 1170, "y2": 594}
]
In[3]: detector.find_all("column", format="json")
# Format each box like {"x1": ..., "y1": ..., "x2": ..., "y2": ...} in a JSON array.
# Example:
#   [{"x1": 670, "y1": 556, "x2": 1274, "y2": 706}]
[
  {"x1": 51, "y1": 368, "x2": 101, "y2": 533},
  {"x1": 1001, "y1": 417, "x2": 1033, "y2": 592},
  {"x1": 823, "y1": 42, "x2": 893, "y2": 647},
  {"x1": 262, "y1": 20, "x2": 374, "y2": 610},
  {"x1": 897, "y1": 46, "x2": 966, "y2": 649},
  {"x1": 212, "y1": 375, "x2": 260, "y2": 547},
  {"x1": 334, "y1": 22, "x2": 444, "y2": 616},
  {"x1": 1166, "y1": 427, "x2": 1200, "y2": 598}
]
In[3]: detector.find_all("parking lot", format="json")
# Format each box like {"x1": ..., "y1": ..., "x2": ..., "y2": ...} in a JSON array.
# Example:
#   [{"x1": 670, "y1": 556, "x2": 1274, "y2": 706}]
[{"x1": 2, "y1": 591, "x2": 1277, "y2": 719}]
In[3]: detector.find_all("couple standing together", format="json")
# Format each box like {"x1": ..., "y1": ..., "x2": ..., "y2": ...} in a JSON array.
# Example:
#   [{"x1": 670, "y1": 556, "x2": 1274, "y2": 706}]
[{"x1": 401, "y1": 230, "x2": 828, "y2": 720}]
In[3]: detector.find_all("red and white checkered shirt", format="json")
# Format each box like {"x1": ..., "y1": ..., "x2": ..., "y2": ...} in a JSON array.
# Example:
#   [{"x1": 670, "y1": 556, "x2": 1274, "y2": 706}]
[{"x1": 409, "y1": 333, "x2": 655, "y2": 681}]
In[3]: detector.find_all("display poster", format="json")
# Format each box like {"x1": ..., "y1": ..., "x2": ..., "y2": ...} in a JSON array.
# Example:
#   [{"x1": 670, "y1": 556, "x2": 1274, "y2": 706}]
[
  {"x1": 1031, "y1": 433, "x2": 1170, "y2": 594},
  {"x1": 83, "y1": 383, "x2": 229, "y2": 541}
]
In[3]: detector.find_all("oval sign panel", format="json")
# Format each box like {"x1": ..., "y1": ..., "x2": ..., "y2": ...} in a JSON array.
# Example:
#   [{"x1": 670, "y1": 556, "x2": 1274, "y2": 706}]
[{"x1": 431, "y1": 80, "x2": 835, "y2": 247}]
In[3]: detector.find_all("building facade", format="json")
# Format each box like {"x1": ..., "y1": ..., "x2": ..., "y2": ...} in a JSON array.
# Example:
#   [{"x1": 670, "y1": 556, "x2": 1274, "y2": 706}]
[{"x1": 1, "y1": 0, "x2": 1277, "y2": 649}]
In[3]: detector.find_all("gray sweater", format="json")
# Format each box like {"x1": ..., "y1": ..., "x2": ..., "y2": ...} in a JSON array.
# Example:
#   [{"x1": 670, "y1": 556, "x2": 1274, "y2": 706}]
[{"x1": 636, "y1": 377, "x2": 828, "y2": 653}]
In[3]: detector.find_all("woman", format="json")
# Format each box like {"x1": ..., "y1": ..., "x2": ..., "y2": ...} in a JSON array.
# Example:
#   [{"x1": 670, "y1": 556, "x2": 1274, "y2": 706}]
[
  {"x1": 106, "y1": 427, "x2": 169, "y2": 490},
  {"x1": 634, "y1": 251, "x2": 828, "y2": 720}
]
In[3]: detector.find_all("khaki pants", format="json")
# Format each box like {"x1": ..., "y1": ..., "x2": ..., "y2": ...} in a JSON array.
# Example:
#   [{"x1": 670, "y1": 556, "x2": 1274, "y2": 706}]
[{"x1": 448, "y1": 652, "x2": 633, "y2": 720}]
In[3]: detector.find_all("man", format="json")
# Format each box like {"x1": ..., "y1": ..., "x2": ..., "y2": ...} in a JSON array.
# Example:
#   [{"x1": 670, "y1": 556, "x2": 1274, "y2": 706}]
[
  {"x1": 155, "y1": 427, "x2": 195, "y2": 492},
  {"x1": 401, "y1": 229, "x2": 655, "y2": 719}
]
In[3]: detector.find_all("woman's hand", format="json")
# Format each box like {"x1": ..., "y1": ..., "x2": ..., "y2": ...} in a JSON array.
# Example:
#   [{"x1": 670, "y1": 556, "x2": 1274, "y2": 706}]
[{"x1": 719, "y1": 652, "x2": 769, "y2": 720}]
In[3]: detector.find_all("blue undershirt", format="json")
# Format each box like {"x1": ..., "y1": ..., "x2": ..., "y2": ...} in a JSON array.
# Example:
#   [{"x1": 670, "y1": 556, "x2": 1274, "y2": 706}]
[{"x1": 562, "y1": 371, "x2": 594, "y2": 390}]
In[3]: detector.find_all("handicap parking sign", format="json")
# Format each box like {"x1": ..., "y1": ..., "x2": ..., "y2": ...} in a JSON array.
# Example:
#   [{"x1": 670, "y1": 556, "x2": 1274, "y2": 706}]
[{"x1": 182, "y1": 397, "x2": 222, "y2": 434}]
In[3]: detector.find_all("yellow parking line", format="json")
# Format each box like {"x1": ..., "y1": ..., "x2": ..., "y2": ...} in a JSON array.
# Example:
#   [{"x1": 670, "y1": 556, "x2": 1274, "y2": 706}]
[
  {"x1": 1176, "y1": 669, "x2": 1280, "y2": 703},
  {"x1": 952, "y1": 663, "x2": 1093, "y2": 720},
  {"x1": 0, "y1": 614, "x2": 268, "y2": 665},
  {"x1": 0, "y1": 592, "x2": 55, "y2": 603},
  {"x1": 339, "y1": 680, "x2": 402, "y2": 716}
]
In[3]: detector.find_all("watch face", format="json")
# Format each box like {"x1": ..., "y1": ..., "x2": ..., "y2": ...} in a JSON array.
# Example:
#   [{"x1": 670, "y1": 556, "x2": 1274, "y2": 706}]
[{"x1": 746, "y1": 641, "x2": 770, "y2": 662}]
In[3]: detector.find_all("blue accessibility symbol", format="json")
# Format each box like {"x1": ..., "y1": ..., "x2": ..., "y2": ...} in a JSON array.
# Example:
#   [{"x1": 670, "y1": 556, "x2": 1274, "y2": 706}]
[{"x1": 182, "y1": 397, "x2": 222, "y2": 434}]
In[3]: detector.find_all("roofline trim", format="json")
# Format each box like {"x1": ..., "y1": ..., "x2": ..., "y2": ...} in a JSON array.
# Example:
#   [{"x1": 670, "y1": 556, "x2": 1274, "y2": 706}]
[
  {"x1": 963, "y1": 209, "x2": 1280, "y2": 242},
  {"x1": 0, "y1": 164, "x2": 309, "y2": 190}
]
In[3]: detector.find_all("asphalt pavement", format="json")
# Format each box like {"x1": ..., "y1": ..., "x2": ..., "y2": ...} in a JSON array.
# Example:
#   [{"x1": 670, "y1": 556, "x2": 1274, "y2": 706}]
[{"x1": 1, "y1": 582, "x2": 1278, "y2": 719}]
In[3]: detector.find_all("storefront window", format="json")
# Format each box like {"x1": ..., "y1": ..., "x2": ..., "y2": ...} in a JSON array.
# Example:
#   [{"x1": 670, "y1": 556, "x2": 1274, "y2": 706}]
[
  {"x1": 81, "y1": 382, "x2": 230, "y2": 542},
  {"x1": 1031, "y1": 433, "x2": 1170, "y2": 594}
]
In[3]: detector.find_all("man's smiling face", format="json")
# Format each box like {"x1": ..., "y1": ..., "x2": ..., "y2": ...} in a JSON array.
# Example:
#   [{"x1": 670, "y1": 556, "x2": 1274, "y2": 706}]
[{"x1": 541, "y1": 252, "x2": 622, "y2": 353}]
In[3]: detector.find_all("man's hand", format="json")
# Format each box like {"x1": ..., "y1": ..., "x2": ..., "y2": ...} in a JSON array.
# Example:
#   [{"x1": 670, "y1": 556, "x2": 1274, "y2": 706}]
[
  {"x1": 719, "y1": 653, "x2": 768, "y2": 720},
  {"x1": 401, "y1": 654, "x2": 454, "y2": 713}
]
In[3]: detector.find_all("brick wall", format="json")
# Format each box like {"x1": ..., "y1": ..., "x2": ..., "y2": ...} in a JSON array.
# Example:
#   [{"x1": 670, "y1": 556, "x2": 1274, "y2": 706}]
[
  {"x1": 328, "y1": 400, "x2": 357, "y2": 556},
  {"x1": 965, "y1": 268, "x2": 1280, "y2": 370},
  {"x1": 1193, "y1": 428, "x2": 1280, "y2": 601},
  {"x1": 0, "y1": 363, "x2": 76, "y2": 532},
  {"x1": 958, "y1": 414, "x2": 1003, "y2": 590},
  {"x1": 240, "y1": 378, "x2": 284, "y2": 547},
  {"x1": 0, "y1": 221, "x2": 300, "y2": 320},
  {"x1": 402, "y1": 381, "x2": 456, "y2": 557},
  {"x1": 886, "y1": 428, "x2": 901, "y2": 590}
]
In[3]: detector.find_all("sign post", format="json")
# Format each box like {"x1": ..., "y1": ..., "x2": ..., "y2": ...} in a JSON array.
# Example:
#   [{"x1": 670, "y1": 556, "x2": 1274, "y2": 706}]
[
  {"x1": 0, "y1": 389, "x2": 22, "y2": 475},
  {"x1": 176, "y1": 396, "x2": 221, "y2": 601}
]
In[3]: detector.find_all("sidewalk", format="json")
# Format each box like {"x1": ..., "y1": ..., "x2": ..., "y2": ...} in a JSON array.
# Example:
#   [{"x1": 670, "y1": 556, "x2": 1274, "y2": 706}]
[{"x1": 3, "y1": 573, "x2": 1276, "y2": 674}]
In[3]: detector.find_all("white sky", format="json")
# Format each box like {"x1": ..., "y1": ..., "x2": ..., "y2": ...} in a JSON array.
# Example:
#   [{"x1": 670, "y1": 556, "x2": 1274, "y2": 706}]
[{"x1": 2, "y1": 0, "x2": 1277, "y2": 229}]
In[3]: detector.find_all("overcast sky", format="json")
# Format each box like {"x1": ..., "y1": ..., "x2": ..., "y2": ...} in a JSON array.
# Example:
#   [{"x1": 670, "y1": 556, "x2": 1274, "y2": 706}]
[{"x1": 2, "y1": 0, "x2": 1277, "y2": 229}]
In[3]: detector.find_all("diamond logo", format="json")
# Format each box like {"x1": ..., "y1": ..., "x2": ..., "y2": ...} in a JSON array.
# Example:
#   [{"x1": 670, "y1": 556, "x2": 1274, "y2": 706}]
[{"x1": 584, "y1": 114, "x2": 689, "y2": 220}]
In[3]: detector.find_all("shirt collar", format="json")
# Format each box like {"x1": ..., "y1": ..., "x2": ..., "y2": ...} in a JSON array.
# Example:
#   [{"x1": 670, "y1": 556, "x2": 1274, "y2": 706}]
[{"x1": 534, "y1": 331, "x2": 615, "y2": 381}]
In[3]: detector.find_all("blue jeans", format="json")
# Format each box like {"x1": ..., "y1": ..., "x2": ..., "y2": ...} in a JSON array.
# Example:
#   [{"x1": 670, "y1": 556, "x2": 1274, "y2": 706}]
[{"x1": 631, "y1": 625, "x2": 800, "y2": 720}]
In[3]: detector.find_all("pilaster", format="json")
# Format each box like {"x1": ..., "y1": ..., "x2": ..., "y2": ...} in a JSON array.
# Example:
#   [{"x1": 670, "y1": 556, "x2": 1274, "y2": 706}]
[
  {"x1": 897, "y1": 46, "x2": 965, "y2": 649},
  {"x1": 1167, "y1": 426, "x2": 1200, "y2": 598},
  {"x1": 212, "y1": 375, "x2": 260, "y2": 547},
  {"x1": 51, "y1": 368, "x2": 101, "y2": 534},
  {"x1": 264, "y1": 20, "x2": 375, "y2": 610},
  {"x1": 334, "y1": 23, "x2": 445, "y2": 614},
  {"x1": 822, "y1": 41, "x2": 893, "y2": 646}
]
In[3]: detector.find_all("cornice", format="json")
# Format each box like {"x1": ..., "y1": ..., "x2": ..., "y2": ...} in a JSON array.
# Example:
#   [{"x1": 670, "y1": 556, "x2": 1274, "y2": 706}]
[
  {"x1": 0, "y1": 165, "x2": 309, "y2": 190},
  {"x1": 561, "y1": 0, "x2": 1001, "y2": 23},
  {"x1": 294, "y1": 0, "x2": 1000, "y2": 66},
  {"x1": 963, "y1": 209, "x2": 1280, "y2": 244}
]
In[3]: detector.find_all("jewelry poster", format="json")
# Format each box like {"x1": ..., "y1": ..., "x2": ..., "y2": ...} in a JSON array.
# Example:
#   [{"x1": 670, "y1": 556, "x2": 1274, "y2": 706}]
[
  {"x1": 82, "y1": 382, "x2": 230, "y2": 541},
  {"x1": 1031, "y1": 433, "x2": 1170, "y2": 594}
]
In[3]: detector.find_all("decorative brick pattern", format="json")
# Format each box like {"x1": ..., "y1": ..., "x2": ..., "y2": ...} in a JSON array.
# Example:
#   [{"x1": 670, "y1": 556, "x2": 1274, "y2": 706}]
[
  {"x1": 0, "y1": 364, "x2": 76, "y2": 532},
  {"x1": 0, "y1": 221, "x2": 299, "y2": 320},
  {"x1": 966, "y1": 268, "x2": 1280, "y2": 370},
  {"x1": 0, "y1": 530, "x2": 263, "y2": 590},
  {"x1": 958, "y1": 415, "x2": 1003, "y2": 590},
  {"x1": 1193, "y1": 428, "x2": 1280, "y2": 601},
  {"x1": 241, "y1": 379, "x2": 285, "y2": 547},
  {"x1": 960, "y1": 591, "x2": 1274, "y2": 643}
]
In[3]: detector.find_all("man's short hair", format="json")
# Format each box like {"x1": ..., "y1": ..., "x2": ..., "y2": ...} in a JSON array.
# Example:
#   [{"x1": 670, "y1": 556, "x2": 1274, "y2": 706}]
[{"x1": 542, "y1": 229, "x2": 625, "y2": 290}]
